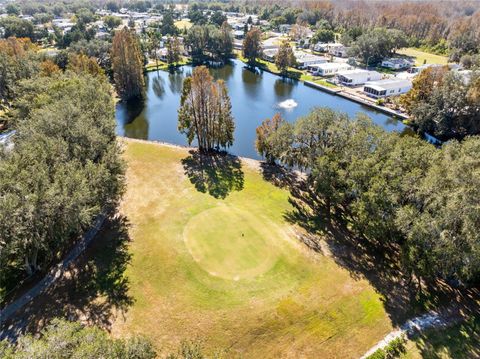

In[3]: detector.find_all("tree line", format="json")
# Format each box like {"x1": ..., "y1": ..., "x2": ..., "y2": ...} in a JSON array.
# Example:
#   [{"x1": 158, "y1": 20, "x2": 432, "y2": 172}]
[
  {"x1": 241, "y1": 0, "x2": 479, "y2": 59},
  {"x1": 0, "y1": 317, "x2": 216, "y2": 358},
  {"x1": 185, "y1": 21, "x2": 233, "y2": 63},
  {"x1": 255, "y1": 107, "x2": 480, "y2": 287},
  {"x1": 0, "y1": 38, "x2": 125, "y2": 300}
]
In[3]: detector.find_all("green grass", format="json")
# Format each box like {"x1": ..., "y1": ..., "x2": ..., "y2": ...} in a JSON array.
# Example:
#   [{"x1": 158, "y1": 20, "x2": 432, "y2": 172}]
[
  {"x1": 111, "y1": 139, "x2": 393, "y2": 358},
  {"x1": 397, "y1": 48, "x2": 449, "y2": 66},
  {"x1": 402, "y1": 316, "x2": 480, "y2": 358},
  {"x1": 145, "y1": 57, "x2": 190, "y2": 72}
]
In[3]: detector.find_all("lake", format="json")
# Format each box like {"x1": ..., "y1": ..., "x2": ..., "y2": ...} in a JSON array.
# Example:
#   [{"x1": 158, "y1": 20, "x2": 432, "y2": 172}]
[{"x1": 116, "y1": 59, "x2": 410, "y2": 160}]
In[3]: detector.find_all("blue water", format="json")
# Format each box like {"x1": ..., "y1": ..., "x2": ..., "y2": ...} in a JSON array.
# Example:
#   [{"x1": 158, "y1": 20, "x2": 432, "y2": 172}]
[{"x1": 116, "y1": 59, "x2": 410, "y2": 159}]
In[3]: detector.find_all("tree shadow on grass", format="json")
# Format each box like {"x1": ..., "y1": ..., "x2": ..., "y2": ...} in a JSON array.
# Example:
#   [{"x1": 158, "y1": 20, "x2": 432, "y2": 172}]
[
  {"x1": 411, "y1": 314, "x2": 480, "y2": 358},
  {"x1": 260, "y1": 165, "x2": 475, "y2": 327},
  {"x1": 1, "y1": 214, "x2": 134, "y2": 340},
  {"x1": 181, "y1": 150, "x2": 244, "y2": 199},
  {"x1": 259, "y1": 162, "x2": 299, "y2": 189}
]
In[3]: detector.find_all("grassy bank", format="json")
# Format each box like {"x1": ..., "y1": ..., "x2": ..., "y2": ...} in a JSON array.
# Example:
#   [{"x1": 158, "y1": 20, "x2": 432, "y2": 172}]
[
  {"x1": 145, "y1": 57, "x2": 190, "y2": 72},
  {"x1": 108, "y1": 139, "x2": 392, "y2": 358},
  {"x1": 397, "y1": 48, "x2": 449, "y2": 66}
]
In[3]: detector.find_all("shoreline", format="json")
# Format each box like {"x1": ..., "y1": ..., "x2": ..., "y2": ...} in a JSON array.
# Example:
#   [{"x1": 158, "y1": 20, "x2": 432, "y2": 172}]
[{"x1": 119, "y1": 137, "x2": 265, "y2": 171}]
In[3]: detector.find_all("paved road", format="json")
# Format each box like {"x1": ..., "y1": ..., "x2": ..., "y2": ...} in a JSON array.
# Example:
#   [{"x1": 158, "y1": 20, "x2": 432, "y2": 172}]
[{"x1": 0, "y1": 214, "x2": 106, "y2": 340}]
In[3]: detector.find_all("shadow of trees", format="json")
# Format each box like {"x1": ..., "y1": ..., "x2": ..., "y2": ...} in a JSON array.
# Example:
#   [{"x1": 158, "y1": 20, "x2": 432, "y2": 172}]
[
  {"x1": 409, "y1": 311, "x2": 480, "y2": 358},
  {"x1": 260, "y1": 164, "x2": 476, "y2": 327},
  {"x1": 181, "y1": 150, "x2": 244, "y2": 199},
  {"x1": 1, "y1": 214, "x2": 134, "y2": 340}
]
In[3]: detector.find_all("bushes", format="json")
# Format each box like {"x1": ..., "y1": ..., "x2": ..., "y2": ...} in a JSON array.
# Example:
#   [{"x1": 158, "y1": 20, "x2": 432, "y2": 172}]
[
  {"x1": 0, "y1": 319, "x2": 155, "y2": 359},
  {"x1": 366, "y1": 336, "x2": 407, "y2": 359}
]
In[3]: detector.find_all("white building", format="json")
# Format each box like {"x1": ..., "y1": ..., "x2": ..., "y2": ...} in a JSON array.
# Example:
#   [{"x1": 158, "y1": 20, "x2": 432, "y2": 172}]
[
  {"x1": 294, "y1": 51, "x2": 328, "y2": 69},
  {"x1": 336, "y1": 69, "x2": 383, "y2": 86},
  {"x1": 233, "y1": 30, "x2": 244, "y2": 39},
  {"x1": 262, "y1": 48, "x2": 278, "y2": 62},
  {"x1": 313, "y1": 42, "x2": 334, "y2": 53},
  {"x1": 408, "y1": 63, "x2": 448, "y2": 75},
  {"x1": 308, "y1": 62, "x2": 353, "y2": 76},
  {"x1": 363, "y1": 79, "x2": 412, "y2": 98},
  {"x1": 156, "y1": 48, "x2": 168, "y2": 62},
  {"x1": 381, "y1": 58, "x2": 412, "y2": 70},
  {"x1": 327, "y1": 43, "x2": 350, "y2": 58}
]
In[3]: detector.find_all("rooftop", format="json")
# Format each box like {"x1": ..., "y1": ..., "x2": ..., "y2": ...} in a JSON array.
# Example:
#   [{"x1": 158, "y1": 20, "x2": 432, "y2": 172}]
[{"x1": 364, "y1": 78, "x2": 412, "y2": 90}]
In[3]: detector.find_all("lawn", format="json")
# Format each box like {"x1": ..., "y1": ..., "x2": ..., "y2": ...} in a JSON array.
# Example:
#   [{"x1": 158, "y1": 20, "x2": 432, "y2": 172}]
[
  {"x1": 108, "y1": 139, "x2": 393, "y2": 358},
  {"x1": 174, "y1": 19, "x2": 192, "y2": 31},
  {"x1": 397, "y1": 48, "x2": 449, "y2": 66},
  {"x1": 145, "y1": 57, "x2": 190, "y2": 72}
]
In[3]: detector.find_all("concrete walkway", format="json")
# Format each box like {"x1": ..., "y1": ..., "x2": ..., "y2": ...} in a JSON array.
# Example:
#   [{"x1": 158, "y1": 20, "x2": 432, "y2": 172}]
[
  {"x1": 360, "y1": 310, "x2": 452, "y2": 358},
  {"x1": 0, "y1": 214, "x2": 106, "y2": 338}
]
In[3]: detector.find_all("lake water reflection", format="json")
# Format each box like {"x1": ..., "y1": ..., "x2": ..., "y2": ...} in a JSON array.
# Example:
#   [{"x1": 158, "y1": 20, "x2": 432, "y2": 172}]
[{"x1": 116, "y1": 59, "x2": 410, "y2": 160}]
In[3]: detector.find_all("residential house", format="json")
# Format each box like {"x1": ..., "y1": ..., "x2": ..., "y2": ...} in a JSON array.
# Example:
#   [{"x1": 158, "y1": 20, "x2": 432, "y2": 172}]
[
  {"x1": 381, "y1": 58, "x2": 412, "y2": 70},
  {"x1": 363, "y1": 79, "x2": 412, "y2": 98},
  {"x1": 308, "y1": 62, "x2": 353, "y2": 76},
  {"x1": 262, "y1": 48, "x2": 278, "y2": 62},
  {"x1": 408, "y1": 63, "x2": 438, "y2": 74},
  {"x1": 337, "y1": 69, "x2": 382, "y2": 86},
  {"x1": 234, "y1": 30, "x2": 245, "y2": 39},
  {"x1": 156, "y1": 48, "x2": 168, "y2": 62},
  {"x1": 294, "y1": 51, "x2": 328, "y2": 69},
  {"x1": 327, "y1": 43, "x2": 350, "y2": 58},
  {"x1": 278, "y1": 24, "x2": 292, "y2": 34}
]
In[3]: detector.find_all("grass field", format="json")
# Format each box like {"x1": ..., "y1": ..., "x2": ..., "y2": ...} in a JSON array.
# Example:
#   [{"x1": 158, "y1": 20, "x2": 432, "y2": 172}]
[
  {"x1": 107, "y1": 139, "x2": 393, "y2": 358},
  {"x1": 397, "y1": 48, "x2": 449, "y2": 66},
  {"x1": 174, "y1": 19, "x2": 193, "y2": 31}
]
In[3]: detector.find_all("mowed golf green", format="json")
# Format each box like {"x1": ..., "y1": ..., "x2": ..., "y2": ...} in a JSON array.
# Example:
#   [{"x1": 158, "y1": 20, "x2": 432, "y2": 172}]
[{"x1": 111, "y1": 139, "x2": 393, "y2": 358}]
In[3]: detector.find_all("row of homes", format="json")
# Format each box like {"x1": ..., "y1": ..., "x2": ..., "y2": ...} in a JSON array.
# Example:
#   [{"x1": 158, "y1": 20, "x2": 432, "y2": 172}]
[{"x1": 335, "y1": 69, "x2": 413, "y2": 98}]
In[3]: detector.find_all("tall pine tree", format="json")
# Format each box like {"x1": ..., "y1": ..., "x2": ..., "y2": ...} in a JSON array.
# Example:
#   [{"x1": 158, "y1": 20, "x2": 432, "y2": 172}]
[{"x1": 112, "y1": 27, "x2": 145, "y2": 101}]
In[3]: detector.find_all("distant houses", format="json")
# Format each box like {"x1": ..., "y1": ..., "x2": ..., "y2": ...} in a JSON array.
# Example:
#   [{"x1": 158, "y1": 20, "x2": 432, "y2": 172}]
[{"x1": 363, "y1": 79, "x2": 413, "y2": 98}]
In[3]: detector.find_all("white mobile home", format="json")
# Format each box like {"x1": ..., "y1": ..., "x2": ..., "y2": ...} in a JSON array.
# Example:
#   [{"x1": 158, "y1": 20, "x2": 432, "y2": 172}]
[
  {"x1": 308, "y1": 62, "x2": 353, "y2": 76},
  {"x1": 336, "y1": 69, "x2": 382, "y2": 86},
  {"x1": 327, "y1": 43, "x2": 350, "y2": 58},
  {"x1": 262, "y1": 48, "x2": 278, "y2": 62},
  {"x1": 294, "y1": 52, "x2": 328, "y2": 69},
  {"x1": 363, "y1": 79, "x2": 412, "y2": 98},
  {"x1": 381, "y1": 58, "x2": 412, "y2": 70}
]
